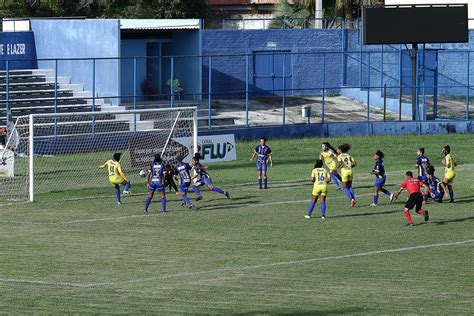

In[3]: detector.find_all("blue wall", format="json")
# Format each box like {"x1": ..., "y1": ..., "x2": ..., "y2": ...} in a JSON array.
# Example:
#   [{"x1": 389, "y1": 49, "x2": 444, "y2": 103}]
[
  {"x1": 0, "y1": 31, "x2": 38, "y2": 70},
  {"x1": 120, "y1": 39, "x2": 147, "y2": 101},
  {"x1": 30, "y1": 19, "x2": 120, "y2": 104},
  {"x1": 202, "y1": 29, "x2": 343, "y2": 96}
]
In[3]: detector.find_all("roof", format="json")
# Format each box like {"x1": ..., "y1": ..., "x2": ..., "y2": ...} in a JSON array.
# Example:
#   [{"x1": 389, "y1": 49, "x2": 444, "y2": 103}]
[{"x1": 120, "y1": 19, "x2": 200, "y2": 30}]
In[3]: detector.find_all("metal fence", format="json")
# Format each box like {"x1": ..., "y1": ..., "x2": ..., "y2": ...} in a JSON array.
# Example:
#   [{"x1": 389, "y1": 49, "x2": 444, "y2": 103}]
[{"x1": 0, "y1": 49, "x2": 473, "y2": 130}]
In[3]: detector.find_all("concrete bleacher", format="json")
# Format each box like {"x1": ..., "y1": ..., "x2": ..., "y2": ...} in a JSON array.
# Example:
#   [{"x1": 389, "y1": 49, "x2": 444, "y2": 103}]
[{"x1": 0, "y1": 69, "x2": 107, "y2": 127}]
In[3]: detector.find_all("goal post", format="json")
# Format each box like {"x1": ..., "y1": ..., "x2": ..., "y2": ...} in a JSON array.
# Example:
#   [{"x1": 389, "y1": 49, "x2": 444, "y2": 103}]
[{"x1": 0, "y1": 107, "x2": 198, "y2": 203}]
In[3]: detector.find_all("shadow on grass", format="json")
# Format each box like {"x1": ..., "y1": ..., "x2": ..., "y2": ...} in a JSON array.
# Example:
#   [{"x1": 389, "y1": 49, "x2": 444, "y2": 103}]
[
  {"x1": 432, "y1": 216, "x2": 474, "y2": 225},
  {"x1": 231, "y1": 307, "x2": 367, "y2": 315},
  {"x1": 196, "y1": 200, "x2": 260, "y2": 211},
  {"x1": 331, "y1": 208, "x2": 400, "y2": 219}
]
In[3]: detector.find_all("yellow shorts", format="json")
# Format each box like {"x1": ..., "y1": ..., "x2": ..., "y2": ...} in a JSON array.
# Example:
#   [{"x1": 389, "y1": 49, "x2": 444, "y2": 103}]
[
  {"x1": 444, "y1": 170, "x2": 456, "y2": 182},
  {"x1": 326, "y1": 162, "x2": 337, "y2": 171},
  {"x1": 109, "y1": 176, "x2": 126, "y2": 185},
  {"x1": 312, "y1": 185, "x2": 327, "y2": 197},
  {"x1": 341, "y1": 169, "x2": 353, "y2": 182}
]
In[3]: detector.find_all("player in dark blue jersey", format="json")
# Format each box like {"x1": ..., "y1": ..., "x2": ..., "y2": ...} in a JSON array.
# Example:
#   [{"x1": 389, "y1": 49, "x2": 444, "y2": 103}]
[
  {"x1": 144, "y1": 154, "x2": 167, "y2": 214},
  {"x1": 370, "y1": 150, "x2": 393, "y2": 206},
  {"x1": 426, "y1": 165, "x2": 444, "y2": 203},
  {"x1": 415, "y1": 147, "x2": 430, "y2": 183},
  {"x1": 250, "y1": 137, "x2": 273, "y2": 189},
  {"x1": 175, "y1": 156, "x2": 194, "y2": 209},
  {"x1": 192, "y1": 153, "x2": 230, "y2": 199}
]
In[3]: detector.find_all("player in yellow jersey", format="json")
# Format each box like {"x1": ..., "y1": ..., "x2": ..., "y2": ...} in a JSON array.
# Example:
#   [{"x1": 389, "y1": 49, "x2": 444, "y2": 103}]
[
  {"x1": 305, "y1": 159, "x2": 331, "y2": 219},
  {"x1": 320, "y1": 142, "x2": 342, "y2": 190},
  {"x1": 440, "y1": 145, "x2": 456, "y2": 203},
  {"x1": 337, "y1": 143, "x2": 357, "y2": 207},
  {"x1": 99, "y1": 153, "x2": 131, "y2": 205}
]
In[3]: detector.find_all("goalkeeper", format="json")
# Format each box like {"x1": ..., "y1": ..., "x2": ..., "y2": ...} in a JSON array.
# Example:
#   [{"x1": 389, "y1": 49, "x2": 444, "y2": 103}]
[{"x1": 99, "y1": 153, "x2": 131, "y2": 205}]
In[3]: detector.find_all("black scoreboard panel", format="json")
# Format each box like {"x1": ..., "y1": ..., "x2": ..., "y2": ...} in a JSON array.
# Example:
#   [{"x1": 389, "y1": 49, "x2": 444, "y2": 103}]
[{"x1": 362, "y1": 4, "x2": 468, "y2": 44}]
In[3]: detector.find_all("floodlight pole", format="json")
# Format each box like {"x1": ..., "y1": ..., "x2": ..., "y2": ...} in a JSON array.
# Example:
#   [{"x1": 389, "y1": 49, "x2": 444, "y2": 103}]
[{"x1": 410, "y1": 43, "x2": 418, "y2": 121}]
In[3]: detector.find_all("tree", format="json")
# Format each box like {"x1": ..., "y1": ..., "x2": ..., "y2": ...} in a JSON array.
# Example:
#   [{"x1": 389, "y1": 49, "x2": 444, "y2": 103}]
[{"x1": 269, "y1": 0, "x2": 313, "y2": 29}]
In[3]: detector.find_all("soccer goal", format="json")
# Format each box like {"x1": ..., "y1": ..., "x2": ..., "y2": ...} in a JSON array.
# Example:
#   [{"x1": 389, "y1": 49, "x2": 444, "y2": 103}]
[{"x1": 0, "y1": 107, "x2": 198, "y2": 203}]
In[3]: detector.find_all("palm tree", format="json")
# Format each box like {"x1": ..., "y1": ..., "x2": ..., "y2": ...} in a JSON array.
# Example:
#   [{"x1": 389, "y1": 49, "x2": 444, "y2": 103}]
[
  {"x1": 335, "y1": 0, "x2": 383, "y2": 20},
  {"x1": 269, "y1": 0, "x2": 313, "y2": 29}
]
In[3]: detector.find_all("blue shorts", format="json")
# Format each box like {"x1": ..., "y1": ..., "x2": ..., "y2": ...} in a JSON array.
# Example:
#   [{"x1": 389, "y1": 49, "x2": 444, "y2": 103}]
[
  {"x1": 196, "y1": 176, "x2": 213, "y2": 186},
  {"x1": 257, "y1": 161, "x2": 267, "y2": 172},
  {"x1": 374, "y1": 176, "x2": 386, "y2": 188},
  {"x1": 431, "y1": 189, "x2": 443, "y2": 201},
  {"x1": 417, "y1": 176, "x2": 428, "y2": 184},
  {"x1": 180, "y1": 182, "x2": 191, "y2": 193},
  {"x1": 148, "y1": 181, "x2": 165, "y2": 192}
]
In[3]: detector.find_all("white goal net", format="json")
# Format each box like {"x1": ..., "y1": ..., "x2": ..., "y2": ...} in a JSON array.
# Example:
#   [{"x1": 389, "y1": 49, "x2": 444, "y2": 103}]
[{"x1": 0, "y1": 107, "x2": 198, "y2": 203}]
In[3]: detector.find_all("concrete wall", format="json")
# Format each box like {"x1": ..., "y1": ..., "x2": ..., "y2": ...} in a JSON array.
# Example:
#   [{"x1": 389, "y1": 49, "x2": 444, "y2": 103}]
[
  {"x1": 201, "y1": 29, "x2": 343, "y2": 96},
  {"x1": 30, "y1": 19, "x2": 120, "y2": 104},
  {"x1": 200, "y1": 120, "x2": 474, "y2": 140}
]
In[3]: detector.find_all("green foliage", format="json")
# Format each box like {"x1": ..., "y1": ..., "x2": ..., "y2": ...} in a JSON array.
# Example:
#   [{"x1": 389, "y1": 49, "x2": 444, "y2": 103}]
[{"x1": 0, "y1": 0, "x2": 210, "y2": 19}]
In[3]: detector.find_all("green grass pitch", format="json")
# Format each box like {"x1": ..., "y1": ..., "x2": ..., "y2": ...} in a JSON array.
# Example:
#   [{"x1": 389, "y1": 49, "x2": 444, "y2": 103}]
[{"x1": 1, "y1": 134, "x2": 473, "y2": 314}]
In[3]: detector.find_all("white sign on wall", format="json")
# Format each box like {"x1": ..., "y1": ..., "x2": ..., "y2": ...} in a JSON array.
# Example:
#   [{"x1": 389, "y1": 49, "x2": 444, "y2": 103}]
[{"x1": 175, "y1": 134, "x2": 237, "y2": 163}]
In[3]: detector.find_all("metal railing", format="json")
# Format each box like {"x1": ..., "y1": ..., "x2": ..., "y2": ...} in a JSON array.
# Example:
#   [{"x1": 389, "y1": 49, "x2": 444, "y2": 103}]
[{"x1": 0, "y1": 49, "x2": 473, "y2": 131}]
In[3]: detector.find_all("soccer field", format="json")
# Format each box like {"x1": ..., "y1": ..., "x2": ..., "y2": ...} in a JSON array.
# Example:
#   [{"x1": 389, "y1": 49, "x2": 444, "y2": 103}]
[{"x1": 1, "y1": 134, "x2": 473, "y2": 314}]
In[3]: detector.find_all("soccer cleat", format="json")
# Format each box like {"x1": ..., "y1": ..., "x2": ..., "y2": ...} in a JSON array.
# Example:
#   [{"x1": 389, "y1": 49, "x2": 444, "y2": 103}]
[
  {"x1": 350, "y1": 199, "x2": 356, "y2": 207},
  {"x1": 225, "y1": 192, "x2": 230, "y2": 199},
  {"x1": 449, "y1": 199, "x2": 454, "y2": 203},
  {"x1": 336, "y1": 187, "x2": 342, "y2": 191},
  {"x1": 162, "y1": 211, "x2": 167, "y2": 215},
  {"x1": 264, "y1": 186, "x2": 268, "y2": 189},
  {"x1": 188, "y1": 205, "x2": 194, "y2": 209},
  {"x1": 144, "y1": 210, "x2": 148, "y2": 214},
  {"x1": 370, "y1": 203, "x2": 378, "y2": 207},
  {"x1": 390, "y1": 194, "x2": 397, "y2": 203},
  {"x1": 117, "y1": 202, "x2": 122, "y2": 205},
  {"x1": 181, "y1": 202, "x2": 186, "y2": 208},
  {"x1": 259, "y1": 187, "x2": 263, "y2": 190},
  {"x1": 123, "y1": 190, "x2": 130, "y2": 195},
  {"x1": 407, "y1": 223, "x2": 415, "y2": 228},
  {"x1": 424, "y1": 210, "x2": 430, "y2": 222},
  {"x1": 321, "y1": 216, "x2": 325, "y2": 219},
  {"x1": 304, "y1": 215, "x2": 311, "y2": 219},
  {"x1": 196, "y1": 196, "x2": 203, "y2": 201}
]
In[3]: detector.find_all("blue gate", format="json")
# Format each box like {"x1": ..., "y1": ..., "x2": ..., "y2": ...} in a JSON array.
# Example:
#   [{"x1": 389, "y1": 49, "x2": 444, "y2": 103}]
[{"x1": 253, "y1": 51, "x2": 292, "y2": 95}]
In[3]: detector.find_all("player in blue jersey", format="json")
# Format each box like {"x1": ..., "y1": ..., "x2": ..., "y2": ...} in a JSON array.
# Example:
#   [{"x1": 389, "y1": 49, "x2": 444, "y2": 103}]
[
  {"x1": 99, "y1": 153, "x2": 131, "y2": 205},
  {"x1": 425, "y1": 165, "x2": 444, "y2": 203},
  {"x1": 416, "y1": 147, "x2": 430, "y2": 184},
  {"x1": 192, "y1": 153, "x2": 230, "y2": 199},
  {"x1": 250, "y1": 137, "x2": 273, "y2": 189},
  {"x1": 144, "y1": 154, "x2": 167, "y2": 214},
  {"x1": 370, "y1": 150, "x2": 393, "y2": 206},
  {"x1": 174, "y1": 156, "x2": 194, "y2": 209}
]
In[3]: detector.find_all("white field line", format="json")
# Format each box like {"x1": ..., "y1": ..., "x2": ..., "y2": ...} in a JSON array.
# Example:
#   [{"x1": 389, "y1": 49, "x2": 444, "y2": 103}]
[
  {"x1": 0, "y1": 193, "x2": 375, "y2": 225},
  {"x1": 1, "y1": 163, "x2": 472, "y2": 207},
  {"x1": 0, "y1": 239, "x2": 472, "y2": 289}
]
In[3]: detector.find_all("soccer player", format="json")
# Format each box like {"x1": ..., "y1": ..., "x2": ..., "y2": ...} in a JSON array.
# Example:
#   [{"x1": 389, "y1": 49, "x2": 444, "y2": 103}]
[
  {"x1": 440, "y1": 145, "x2": 456, "y2": 203},
  {"x1": 305, "y1": 159, "x2": 331, "y2": 219},
  {"x1": 144, "y1": 154, "x2": 167, "y2": 214},
  {"x1": 426, "y1": 165, "x2": 444, "y2": 203},
  {"x1": 370, "y1": 150, "x2": 393, "y2": 206},
  {"x1": 99, "y1": 153, "x2": 131, "y2": 205},
  {"x1": 320, "y1": 142, "x2": 342, "y2": 190},
  {"x1": 416, "y1": 147, "x2": 430, "y2": 184},
  {"x1": 250, "y1": 137, "x2": 273, "y2": 189},
  {"x1": 163, "y1": 162, "x2": 179, "y2": 194},
  {"x1": 175, "y1": 156, "x2": 194, "y2": 209},
  {"x1": 391, "y1": 171, "x2": 430, "y2": 227},
  {"x1": 192, "y1": 154, "x2": 230, "y2": 199},
  {"x1": 337, "y1": 143, "x2": 357, "y2": 207}
]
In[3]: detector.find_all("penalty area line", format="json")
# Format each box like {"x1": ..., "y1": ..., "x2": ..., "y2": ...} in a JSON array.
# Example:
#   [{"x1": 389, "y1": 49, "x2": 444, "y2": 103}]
[{"x1": 1, "y1": 239, "x2": 471, "y2": 288}]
